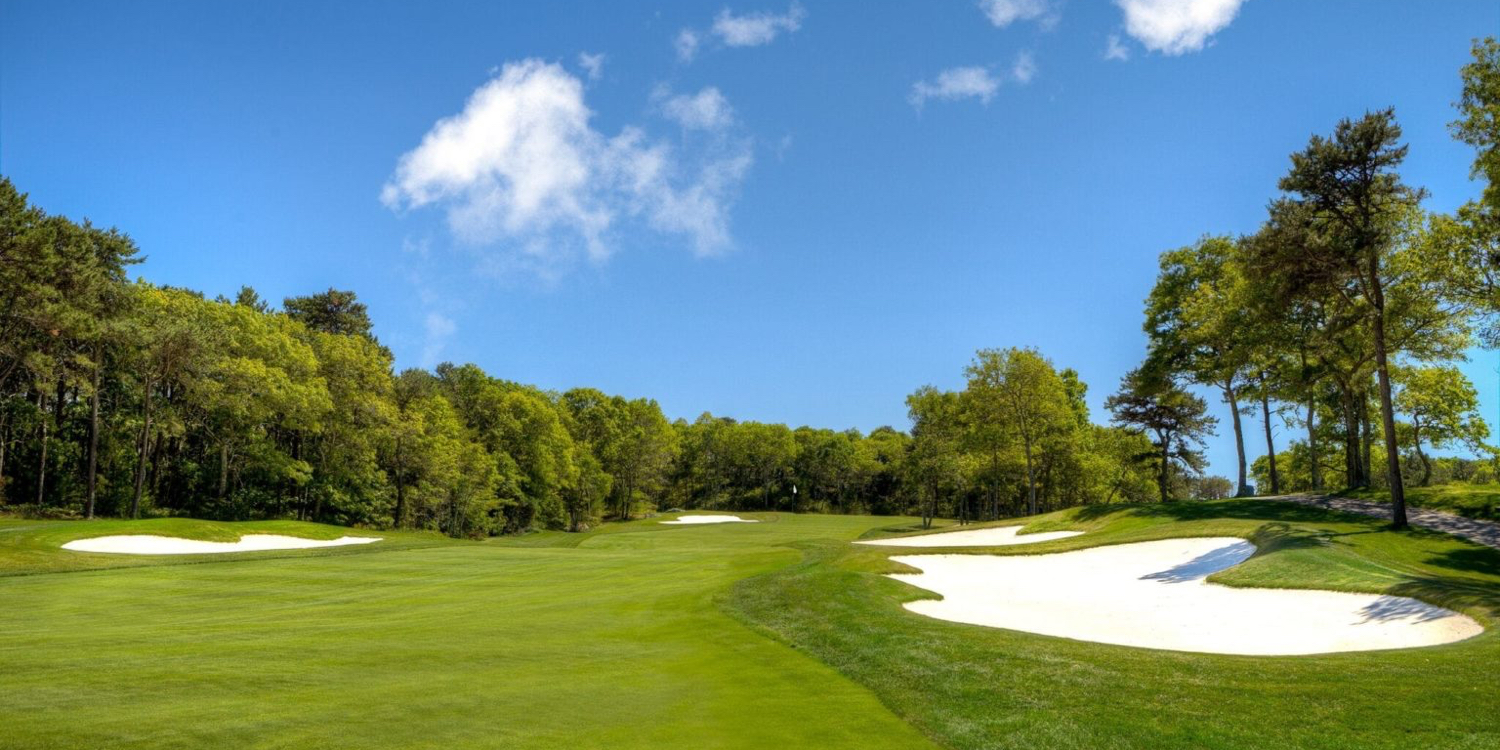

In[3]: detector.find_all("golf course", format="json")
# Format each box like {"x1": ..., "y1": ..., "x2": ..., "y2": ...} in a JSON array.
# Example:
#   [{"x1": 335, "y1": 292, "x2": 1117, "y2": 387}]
[
  {"x1": 4, "y1": 500, "x2": 1499, "y2": 749},
  {"x1": 7, "y1": 3, "x2": 1500, "y2": 748}
]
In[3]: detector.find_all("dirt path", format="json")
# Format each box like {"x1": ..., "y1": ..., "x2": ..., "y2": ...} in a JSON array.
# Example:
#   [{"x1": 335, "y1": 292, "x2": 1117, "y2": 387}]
[{"x1": 1271, "y1": 494, "x2": 1500, "y2": 550}]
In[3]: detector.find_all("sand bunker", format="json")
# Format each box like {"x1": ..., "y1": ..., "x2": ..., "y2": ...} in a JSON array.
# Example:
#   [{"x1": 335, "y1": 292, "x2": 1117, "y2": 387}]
[
  {"x1": 856, "y1": 525, "x2": 1083, "y2": 547},
  {"x1": 889, "y1": 537, "x2": 1482, "y2": 655},
  {"x1": 61, "y1": 534, "x2": 382, "y2": 555},
  {"x1": 661, "y1": 515, "x2": 759, "y2": 525}
]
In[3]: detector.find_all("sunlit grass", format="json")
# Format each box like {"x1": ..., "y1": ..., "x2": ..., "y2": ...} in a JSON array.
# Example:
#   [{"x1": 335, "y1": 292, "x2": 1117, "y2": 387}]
[{"x1": 1345, "y1": 483, "x2": 1500, "y2": 520}]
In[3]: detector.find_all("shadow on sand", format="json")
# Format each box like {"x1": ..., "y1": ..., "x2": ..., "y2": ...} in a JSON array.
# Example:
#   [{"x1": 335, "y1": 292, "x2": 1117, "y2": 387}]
[{"x1": 1140, "y1": 540, "x2": 1256, "y2": 584}]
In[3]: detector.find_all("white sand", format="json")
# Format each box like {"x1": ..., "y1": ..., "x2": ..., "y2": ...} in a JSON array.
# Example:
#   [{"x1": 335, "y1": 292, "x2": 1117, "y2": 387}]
[
  {"x1": 61, "y1": 534, "x2": 382, "y2": 555},
  {"x1": 660, "y1": 515, "x2": 759, "y2": 525},
  {"x1": 889, "y1": 537, "x2": 1483, "y2": 655},
  {"x1": 856, "y1": 525, "x2": 1083, "y2": 547}
]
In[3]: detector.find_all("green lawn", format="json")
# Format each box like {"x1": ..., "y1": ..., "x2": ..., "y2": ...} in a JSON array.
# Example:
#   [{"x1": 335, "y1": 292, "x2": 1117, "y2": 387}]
[
  {"x1": 2, "y1": 503, "x2": 1498, "y2": 749},
  {"x1": 1344, "y1": 483, "x2": 1500, "y2": 521},
  {"x1": 0, "y1": 513, "x2": 937, "y2": 750}
]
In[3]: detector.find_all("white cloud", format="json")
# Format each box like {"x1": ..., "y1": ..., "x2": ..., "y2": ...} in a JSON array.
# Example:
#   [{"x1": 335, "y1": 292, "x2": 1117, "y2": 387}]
[
  {"x1": 711, "y1": 3, "x2": 805, "y2": 47},
  {"x1": 657, "y1": 86, "x2": 735, "y2": 131},
  {"x1": 978, "y1": 0, "x2": 1054, "y2": 28},
  {"x1": 1115, "y1": 0, "x2": 1246, "y2": 55},
  {"x1": 909, "y1": 66, "x2": 1000, "y2": 109},
  {"x1": 1011, "y1": 51, "x2": 1037, "y2": 84},
  {"x1": 675, "y1": 28, "x2": 700, "y2": 62},
  {"x1": 420, "y1": 312, "x2": 456, "y2": 368},
  {"x1": 1104, "y1": 34, "x2": 1132, "y2": 61},
  {"x1": 382, "y1": 60, "x2": 752, "y2": 272},
  {"x1": 578, "y1": 52, "x2": 605, "y2": 81}
]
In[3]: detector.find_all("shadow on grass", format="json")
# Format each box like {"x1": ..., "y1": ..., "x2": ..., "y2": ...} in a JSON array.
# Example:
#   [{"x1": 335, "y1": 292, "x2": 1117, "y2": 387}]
[
  {"x1": 1242, "y1": 521, "x2": 1365, "y2": 554},
  {"x1": 1384, "y1": 575, "x2": 1500, "y2": 619},
  {"x1": 1074, "y1": 499, "x2": 1386, "y2": 526},
  {"x1": 866, "y1": 521, "x2": 945, "y2": 536},
  {"x1": 1423, "y1": 547, "x2": 1500, "y2": 578}
]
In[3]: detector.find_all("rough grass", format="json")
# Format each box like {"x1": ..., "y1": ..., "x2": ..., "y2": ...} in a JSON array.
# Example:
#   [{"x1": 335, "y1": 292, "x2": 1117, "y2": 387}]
[
  {"x1": 1345, "y1": 483, "x2": 1500, "y2": 521},
  {"x1": 2, "y1": 504, "x2": 1497, "y2": 749}
]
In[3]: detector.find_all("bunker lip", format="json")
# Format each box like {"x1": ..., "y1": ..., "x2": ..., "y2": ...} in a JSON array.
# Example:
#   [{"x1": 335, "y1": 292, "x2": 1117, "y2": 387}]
[
  {"x1": 61, "y1": 534, "x2": 382, "y2": 555},
  {"x1": 856, "y1": 525, "x2": 1083, "y2": 547},
  {"x1": 887, "y1": 537, "x2": 1483, "y2": 656},
  {"x1": 661, "y1": 515, "x2": 759, "y2": 525}
]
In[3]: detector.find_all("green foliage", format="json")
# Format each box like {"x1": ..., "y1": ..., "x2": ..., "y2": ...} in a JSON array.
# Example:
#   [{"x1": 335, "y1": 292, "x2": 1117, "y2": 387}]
[
  {"x1": 1144, "y1": 235, "x2": 1259, "y2": 494},
  {"x1": 1393, "y1": 364, "x2": 1490, "y2": 486},
  {"x1": 1453, "y1": 36, "x2": 1500, "y2": 213},
  {"x1": 964, "y1": 347, "x2": 1074, "y2": 515},
  {"x1": 1105, "y1": 368, "x2": 1216, "y2": 502},
  {"x1": 1190, "y1": 475, "x2": 1234, "y2": 500},
  {"x1": 282, "y1": 287, "x2": 377, "y2": 340}
]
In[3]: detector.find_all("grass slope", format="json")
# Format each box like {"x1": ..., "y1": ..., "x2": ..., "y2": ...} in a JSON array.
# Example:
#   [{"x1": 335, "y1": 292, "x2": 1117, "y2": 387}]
[
  {"x1": 0, "y1": 513, "x2": 936, "y2": 750},
  {"x1": 725, "y1": 500, "x2": 1500, "y2": 750},
  {"x1": 1344, "y1": 484, "x2": 1500, "y2": 521}
]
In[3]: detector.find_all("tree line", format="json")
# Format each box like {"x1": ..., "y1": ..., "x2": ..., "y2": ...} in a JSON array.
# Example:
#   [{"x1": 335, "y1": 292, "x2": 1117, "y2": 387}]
[
  {"x1": 3, "y1": 39, "x2": 1496, "y2": 535},
  {"x1": 1120, "y1": 37, "x2": 1500, "y2": 528},
  {"x1": 0, "y1": 202, "x2": 1166, "y2": 534}
]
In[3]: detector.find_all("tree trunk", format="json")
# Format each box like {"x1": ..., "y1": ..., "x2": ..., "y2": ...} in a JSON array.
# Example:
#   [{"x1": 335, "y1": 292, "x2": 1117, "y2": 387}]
[
  {"x1": 623, "y1": 475, "x2": 636, "y2": 520},
  {"x1": 923, "y1": 481, "x2": 936, "y2": 530},
  {"x1": 394, "y1": 477, "x2": 406, "y2": 529},
  {"x1": 218, "y1": 441, "x2": 230, "y2": 501},
  {"x1": 149, "y1": 434, "x2": 165, "y2": 504},
  {"x1": 1157, "y1": 431, "x2": 1172, "y2": 503},
  {"x1": 0, "y1": 417, "x2": 8, "y2": 492},
  {"x1": 131, "y1": 376, "x2": 154, "y2": 519},
  {"x1": 1368, "y1": 268, "x2": 1407, "y2": 528},
  {"x1": 1022, "y1": 440, "x2": 1037, "y2": 516},
  {"x1": 392, "y1": 437, "x2": 405, "y2": 528},
  {"x1": 1260, "y1": 389, "x2": 1280, "y2": 495},
  {"x1": 1342, "y1": 390, "x2": 1360, "y2": 489},
  {"x1": 1359, "y1": 395, "x2": 1374, "y2": 489},
  {"x1": 35, "y1": 391, "x2": 48, "y2": 507},
  {"x1": 1226, "y1": 384, "x2": 1249, "y2": 496},
  {"x1": 1413, "y1": 428, "x2": 1432, "y2": 487},
  {"x1": 1306, "y1": 400, "x2": 1322, "y2": 492},
  {"x1": 86, "y1": 351, "x2": 101, "y2": 519},
  {"x1": 54, "y1": 377, "x2": 67, "y2": 430}
]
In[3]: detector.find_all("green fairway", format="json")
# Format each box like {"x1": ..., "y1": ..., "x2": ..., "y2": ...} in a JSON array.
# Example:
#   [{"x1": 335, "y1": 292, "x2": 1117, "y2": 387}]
[
  {"x1": 3, "y1": 502, "x2": 1500, "y2": 749},
  {"x1": 0, "y1": 513, "x2": 939, "y2": 750}
]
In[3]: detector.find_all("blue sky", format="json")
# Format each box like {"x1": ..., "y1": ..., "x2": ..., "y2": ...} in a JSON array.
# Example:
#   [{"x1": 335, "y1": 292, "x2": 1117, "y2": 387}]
[{"x1": 3, "y1": 0, "x2": 1498, "y2": 481}]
